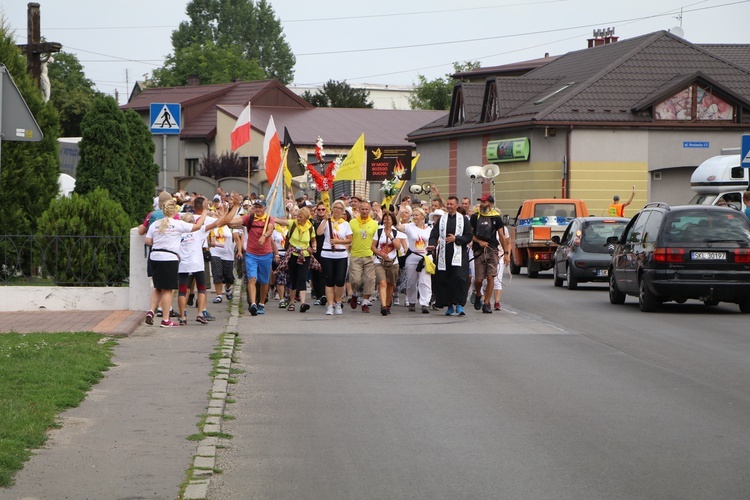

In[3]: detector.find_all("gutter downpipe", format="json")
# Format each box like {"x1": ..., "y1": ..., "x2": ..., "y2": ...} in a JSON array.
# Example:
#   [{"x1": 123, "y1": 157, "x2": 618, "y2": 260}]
[{"x1": 564, "y1": 125, "x2": 572, "y2": 198}]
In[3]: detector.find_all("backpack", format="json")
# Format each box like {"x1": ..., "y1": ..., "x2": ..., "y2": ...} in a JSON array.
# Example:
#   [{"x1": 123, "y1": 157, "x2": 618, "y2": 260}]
[{"x1": 474, "y1": 215, "x2": 495, "y2": 242}]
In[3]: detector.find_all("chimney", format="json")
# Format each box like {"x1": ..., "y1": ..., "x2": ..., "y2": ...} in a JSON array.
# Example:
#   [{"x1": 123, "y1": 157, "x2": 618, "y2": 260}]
[
  {"x1": 587, "y1": 27, "x2": 617, "y2": 48},
  {"x1": 187, "y1": 74, "x2": 200, "y2": 86}
]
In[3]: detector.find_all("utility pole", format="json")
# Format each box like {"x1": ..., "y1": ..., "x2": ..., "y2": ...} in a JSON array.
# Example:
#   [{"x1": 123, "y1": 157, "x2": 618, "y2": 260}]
[{"x1": 17, "y1": 3, "x2": 61, "y2": 88}]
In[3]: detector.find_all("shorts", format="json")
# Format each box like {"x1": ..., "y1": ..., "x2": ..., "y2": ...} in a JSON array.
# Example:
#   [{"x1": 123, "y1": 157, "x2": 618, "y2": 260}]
[
  {"x1": 473, "y1": 247, "x2": 499, "y2": 281},
  {"x1": 150, "y1": 259, "x2": 179, "y2": 290},
  {"x1": 211, "y1": 256, "x2": 235, "y2": 285},
  {"x1": 375, "y1": 263, "x2": 399, "y2": 286},
  {"x1": 245, "y1": 252, "x2": 273, "y2": 285}
]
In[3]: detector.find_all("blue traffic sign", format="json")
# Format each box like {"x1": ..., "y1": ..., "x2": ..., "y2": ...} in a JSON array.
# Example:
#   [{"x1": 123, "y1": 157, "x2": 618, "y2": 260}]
[
  {"x1": 150, "y1": 103, "x2": 181, "y2": 135},
  {"x1": 742, "y1": 134, "x2": 750, "y2": 168}
]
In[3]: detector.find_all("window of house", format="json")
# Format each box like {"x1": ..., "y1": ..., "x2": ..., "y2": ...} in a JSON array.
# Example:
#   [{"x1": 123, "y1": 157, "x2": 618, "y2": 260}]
[
  {"x1": 654, "y1": 84, "x2": 734, "y2": 121},
  {"x1": 186, "y1": 158, "x2": 198, "y2": 177},
  {"x1": 450, "y1": 89, "x2": 465, "y2": 126},
  {"x1": 485, "y1": 82, "x2": 499, "y2": 122}
]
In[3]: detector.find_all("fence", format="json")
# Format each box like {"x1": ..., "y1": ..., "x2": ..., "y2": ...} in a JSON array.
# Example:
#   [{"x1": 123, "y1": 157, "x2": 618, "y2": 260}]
[{"x1": 0, "y1": 234, "x2": 130, "y2": 286}]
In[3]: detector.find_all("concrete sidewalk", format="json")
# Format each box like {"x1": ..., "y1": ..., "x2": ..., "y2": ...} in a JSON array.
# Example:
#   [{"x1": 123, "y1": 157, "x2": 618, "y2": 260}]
[{"x1": 4, "y1": 301, "x2": 237, "y2": 499}]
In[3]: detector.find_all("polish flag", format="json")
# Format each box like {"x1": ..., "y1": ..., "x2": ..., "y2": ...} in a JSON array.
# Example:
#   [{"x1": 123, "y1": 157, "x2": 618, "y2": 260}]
[
  {"x1": 230, "y1": 103, "x2": 251, "y2": 151},
  {"x1": 263, "y1": 115, "x2": 281, "y2": 184}
]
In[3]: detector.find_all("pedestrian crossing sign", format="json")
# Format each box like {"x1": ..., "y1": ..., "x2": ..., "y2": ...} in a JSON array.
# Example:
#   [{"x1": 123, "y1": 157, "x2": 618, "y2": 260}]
[{"x1": 150, "y1": 103, "x2": 181, "y2": 135}]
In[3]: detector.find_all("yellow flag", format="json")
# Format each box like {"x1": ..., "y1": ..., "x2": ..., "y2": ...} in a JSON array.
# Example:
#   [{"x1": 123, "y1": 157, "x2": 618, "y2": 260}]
[
  {"x1": 283, "y1": 157, "x2": 293, "y2": 190},
  {"x1": 334, "y1": 133, "x2": 365, "y2": 181}
]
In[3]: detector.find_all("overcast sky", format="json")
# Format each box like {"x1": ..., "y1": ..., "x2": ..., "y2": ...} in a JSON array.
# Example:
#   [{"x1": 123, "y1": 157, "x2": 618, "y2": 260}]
[{"x1": 2, "y1": 0, "x2": 747, "y2": 104}]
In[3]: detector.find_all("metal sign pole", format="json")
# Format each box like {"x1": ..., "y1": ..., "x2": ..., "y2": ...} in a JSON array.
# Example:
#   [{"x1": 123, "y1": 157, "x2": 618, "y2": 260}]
[{"x1": 163, "y1": 134, "x2": 167, "y2": 192}]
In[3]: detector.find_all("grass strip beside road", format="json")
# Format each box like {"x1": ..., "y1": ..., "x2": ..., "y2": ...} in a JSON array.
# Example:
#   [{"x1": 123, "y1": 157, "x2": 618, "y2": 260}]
[{"x1": 0, "y1": 332, "x2": 116, "y2": 488}]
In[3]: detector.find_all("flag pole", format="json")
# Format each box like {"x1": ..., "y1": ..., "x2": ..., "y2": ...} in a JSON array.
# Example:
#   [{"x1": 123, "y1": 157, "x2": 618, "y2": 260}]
[
  {"x1": 247, "y1": 138, "x2": 251, "y2": 196},
  {"x1": 262, "y1": 146, "x2": 289, "y2": 236}
]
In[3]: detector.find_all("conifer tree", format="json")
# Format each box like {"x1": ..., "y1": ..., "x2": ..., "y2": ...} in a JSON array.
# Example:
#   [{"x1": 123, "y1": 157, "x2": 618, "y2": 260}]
[
  {"x1": 75, "y1": 96, "x2": 132, "y2": 215},
  {"x1": 0, "y1": 20, "x2": 61, "y2": 234},
  {"x1": 124, "y1": 109, "x2": 159, "y2": 223}
]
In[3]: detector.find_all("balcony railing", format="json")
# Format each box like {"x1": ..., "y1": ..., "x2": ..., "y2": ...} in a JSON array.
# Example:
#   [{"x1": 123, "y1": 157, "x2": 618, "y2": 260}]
[{"x1": 0, "y1": 234, "x2": 130, "y2": 286}]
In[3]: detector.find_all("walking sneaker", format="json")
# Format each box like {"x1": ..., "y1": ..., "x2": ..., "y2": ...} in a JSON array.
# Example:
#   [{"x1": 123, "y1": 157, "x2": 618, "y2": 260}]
[
  {"x1": 456, "y1": 305, "x2": 466, "y2": 316},
  {"x1": 473, "y1": 294, "x2": 483, "y2": 311},
  {"x1": 145, "y1": 310, "x2": 154, "y2": 325},
  {"x1": 319, "y1": 296, "x2": 327, "y2": 306},
  {"x1": 350, "y1": 295, "x2": 358, "y2": 309},
  {"x1": 257, "y1": 304, "x2": 265, "y2": 315},
  {"x1": 213, "y1": 295, "x2": 223, "y2": 303},
  {"x1": 469, "y1": 291, "x2": 476, "y2": 305},
  {"x1": 362, "y1": 301, "x2": 371, "y2": 313},
  {"x1": 187, "y1": 293, "x2": 195, "y2": 306},
  {"x1": 482, "y1": 303, "x2": 492, "y2": 314},
  {"x1": 156, "y1": 308, "x2": 163, "y2": 317},
  {"x1": 334, "y1": 302, "x2": 343, "y2": 315},
  {"x1": 160, "y1": 319, "x2": 179, "y2": 328},
  {"x1": 202, "y1": 310, "x2": 216, "y2": 321},
  {"x1": 179, "y1": 317, "x2": 188, "y2": 326},
  {"x1": 300, "y1": 303, "x2": 310, "y2": 313},
  {"x1": 313, "y1": 299, "x2": 321, "y2": 305},
  {"x1": 169, "y1": 308, "x2": 178, "y2": 318},
  {"x1": 393, "y1": 294, "x2": 400, "y2": 305},
  {"x1": 494, "y1": 302, "x2": 502, "y2": 311},
  {"x1": 408, "y1": 304, "x2": 416, "y2": 312},
  {"x1": 226, "y1": 289, "x2": 233, "y2": 301},
  {"x1": 249, "y1": 303, "x2": 258, "y2": 316},
  {"x1": 195, "y1": 315, "x2": 208, "y2": 325},
  {"x1": 405, "y1": 299, "x2": 410, "y2": 307},
  {"x1": 381, "y1": 306, "x2": 388, "y2": 316},
  {"x1": 422, "y1": 306, "x2": 430, "y2": 314},
  {"x1": 326, "y1": 305, "x2": 334, "y2": 315}
]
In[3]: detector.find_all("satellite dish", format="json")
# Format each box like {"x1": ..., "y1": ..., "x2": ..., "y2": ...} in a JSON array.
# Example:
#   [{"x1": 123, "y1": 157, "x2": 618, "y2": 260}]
[
  {"x1": 409, "y1": 184, "x2": 423, "y2": 195},
  {"x1": 465, "y1": 165, "x2": 483, "y2": 179},
  {"x1": 481, "y1": 164, "x2": 500, "y2": 179},
  {"x1": 670, "y1": 26, "x2": 684, "y2": 38}
]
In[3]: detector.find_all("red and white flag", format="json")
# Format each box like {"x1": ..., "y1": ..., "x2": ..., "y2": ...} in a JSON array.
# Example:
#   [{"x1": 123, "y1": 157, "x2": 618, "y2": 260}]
[
  {"x1": 230, "y1": 103, "x2": 251, "y2": 151},
  {"x1": 263, "y1": 115, "x2": 281, "y2": 184}
]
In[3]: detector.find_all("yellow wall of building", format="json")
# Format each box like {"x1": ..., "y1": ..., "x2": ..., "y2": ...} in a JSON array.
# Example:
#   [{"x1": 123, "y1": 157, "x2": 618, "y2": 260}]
[{"x1": 571, "y1": 161, "x2": 648, "y2": 217}]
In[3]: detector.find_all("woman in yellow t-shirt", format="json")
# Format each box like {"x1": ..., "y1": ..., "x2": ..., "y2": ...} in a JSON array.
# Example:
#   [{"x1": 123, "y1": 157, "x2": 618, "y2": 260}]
[{"x1": 286, "y1": 207, "x2": 316, "y2": 312}]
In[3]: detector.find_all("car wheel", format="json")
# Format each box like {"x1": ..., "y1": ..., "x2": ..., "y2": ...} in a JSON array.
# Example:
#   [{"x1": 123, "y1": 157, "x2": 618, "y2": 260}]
[
  {"x1": 609, "y1": 271, "x2": 625, "y2": 304},
  {"x1": 566, "y1": 265, "x2": 577, "y2": 290},
  {"x1": 509, "y1": 254, "x2": 521, "y2": 275},
  {"x1": 553, "y1": 267, "x2": 563, "y2": 287},
  {"x1": 703, "y1": 299, "x2": 720, "y2": 307},
  {"x1": 638, "y1": 277, "x2": 659, "y2": 312},
  {"x1": 739, "y1": 298, "x2": 750, "y2": 313}
]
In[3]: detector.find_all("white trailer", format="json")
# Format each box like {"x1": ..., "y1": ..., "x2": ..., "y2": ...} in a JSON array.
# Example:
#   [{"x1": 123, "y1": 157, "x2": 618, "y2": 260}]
[{"x1": 689, "y1": 148, "x2": 748, "y2": 211}]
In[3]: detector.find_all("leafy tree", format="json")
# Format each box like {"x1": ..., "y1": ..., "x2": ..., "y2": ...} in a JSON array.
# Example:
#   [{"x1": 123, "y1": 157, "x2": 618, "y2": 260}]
[
  {"x1": 409, "y1": 61, "x2": 481, "y2": 110},
  {"x1": 37, "y1": 187, "x2": 132, "y2": 285},
  {"x1": 162, "y1": 0, "x2": 295, "y2": 85},
  {"x1": 124, "y1": 109, "x2": 159, "y2": 221},
  {"x1": 0, "y1": 20, "x2": 61, "y2": 235},
  {"x1": 198, "y1": 151, "x2": 251, "y2": 179},
  {"x1": 302, "y1": 80, "x2": 373, "y2": 108},
  {"x1": 48, "y1": 51, "x2": 101, "y2": 137},
  {"x1": 75, "y1": 96, "x2": 132, "y2": 215},
  {"x1": 151, "y1": 41, "x2": 265, "y2": 87}
]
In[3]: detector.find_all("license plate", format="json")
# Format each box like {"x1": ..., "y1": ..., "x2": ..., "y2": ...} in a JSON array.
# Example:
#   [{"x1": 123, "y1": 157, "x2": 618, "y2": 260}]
[
  {"x1": 691, "y1": 251, "x2": 726, "y2": 261},
  {"x1": 596, "y1": 269, "x2": 608, "y2": 277}
]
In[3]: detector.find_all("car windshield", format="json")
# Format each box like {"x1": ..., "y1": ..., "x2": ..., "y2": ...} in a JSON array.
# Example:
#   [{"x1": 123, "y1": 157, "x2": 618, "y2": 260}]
[
  {"x1": 534, "y1": 204, "x2": 576, "y2": 218},
  {"x1": 688, "y1": 193, "x2": 717, "y2": 206},
  {"x1": 664, "y1": 210, "x2": 750, "y2": 243},
  {"x1": 581, "y1": 221, "x2": 628, "y2": 252}
]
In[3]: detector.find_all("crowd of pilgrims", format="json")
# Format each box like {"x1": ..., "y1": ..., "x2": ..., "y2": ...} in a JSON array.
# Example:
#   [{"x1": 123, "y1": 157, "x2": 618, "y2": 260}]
[{"x1": 138, "y1": 187, "x2": 510, "y2": 328}]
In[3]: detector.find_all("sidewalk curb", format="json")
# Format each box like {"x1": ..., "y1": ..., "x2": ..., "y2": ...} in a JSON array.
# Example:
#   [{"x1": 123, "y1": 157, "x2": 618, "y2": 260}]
[{"x1": 183, "y1": 296, "x2": 240, "y2": 500}]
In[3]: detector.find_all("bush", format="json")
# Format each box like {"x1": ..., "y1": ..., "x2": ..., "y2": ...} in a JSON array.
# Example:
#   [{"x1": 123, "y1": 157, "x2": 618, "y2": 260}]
[
  {"x1": 36, "y1": 188, "x2": 132, "y2": 285},
  {"x1": 199, "y1": 151, "x2": 253, "y2": 179}
]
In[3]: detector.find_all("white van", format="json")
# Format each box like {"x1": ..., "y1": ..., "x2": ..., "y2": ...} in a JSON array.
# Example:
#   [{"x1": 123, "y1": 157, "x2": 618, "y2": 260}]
[{"x1": 689, "y1": 148, "x2": 748, "y2": 211}]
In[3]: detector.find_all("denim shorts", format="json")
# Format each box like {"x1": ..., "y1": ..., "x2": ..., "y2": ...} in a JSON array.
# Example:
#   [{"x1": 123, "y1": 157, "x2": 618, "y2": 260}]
[{"x1": 245, "y1": 252, "x2": 273, "y2": 285}]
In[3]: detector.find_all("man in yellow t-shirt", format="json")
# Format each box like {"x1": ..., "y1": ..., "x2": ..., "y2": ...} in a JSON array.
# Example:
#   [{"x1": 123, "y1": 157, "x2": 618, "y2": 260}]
[
  {"x1": 348, "y1": 200, "x2": 379, "y2": 313},
  {"x1": 608, "y1": 187, "x2": 635, "y2": 217}
]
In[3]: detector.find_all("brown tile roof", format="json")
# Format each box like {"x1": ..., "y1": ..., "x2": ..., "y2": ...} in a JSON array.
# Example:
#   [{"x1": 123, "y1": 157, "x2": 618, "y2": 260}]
[
  {"x1": 698, "y1": 44, "x2": 750, "y2": 71},
  {"x1": 218, "y1": 105, "x2": 445, "y2": 148},
  {"x1": 453, "y1": 55, "x2": 560, "y2": 80},
  {"x1": 122, "y1": 79, "x2": 312, "y2": 140},
  {"x1": 409, "y1": 31, "x2": 750, "y2": 140}
]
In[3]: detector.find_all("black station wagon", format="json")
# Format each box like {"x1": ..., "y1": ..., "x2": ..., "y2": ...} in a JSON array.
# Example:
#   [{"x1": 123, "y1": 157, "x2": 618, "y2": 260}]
[{"x1": 608, "y1": 203, "x2": 750, "y2": 312}]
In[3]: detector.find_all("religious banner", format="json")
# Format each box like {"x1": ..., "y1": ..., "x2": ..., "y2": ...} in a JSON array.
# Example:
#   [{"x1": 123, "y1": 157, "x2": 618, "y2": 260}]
[{"x1": 366, "y1": 146, "x2": 413, "y2": 182}]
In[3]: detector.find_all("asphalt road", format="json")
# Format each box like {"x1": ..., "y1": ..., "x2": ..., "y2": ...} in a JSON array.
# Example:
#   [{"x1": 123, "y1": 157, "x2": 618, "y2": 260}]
[{"x1": 209, "y1": 278, "x2": 750, "y2": 499}]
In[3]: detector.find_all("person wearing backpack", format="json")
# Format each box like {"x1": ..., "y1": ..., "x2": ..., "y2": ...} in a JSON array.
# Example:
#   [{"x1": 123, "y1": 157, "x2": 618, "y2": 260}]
[
  {"x1": 371, "y1": 211, "x2": 405, "y2": 316},
  {"x1": 470, "y1": 195, "x2": 510, "y2": 314}
]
